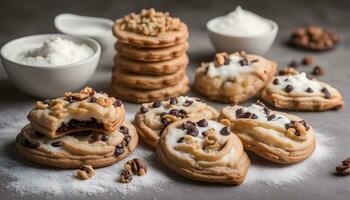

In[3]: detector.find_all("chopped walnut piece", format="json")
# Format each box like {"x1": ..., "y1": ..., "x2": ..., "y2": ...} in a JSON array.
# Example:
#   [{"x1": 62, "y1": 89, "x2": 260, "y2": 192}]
[
  {"x1": 124, "y1": 158, "x2": 148, "y2": 176},
  {"x1": 120, "y1": 170, "x2": 132, "y2": 183},
  {"x1": 96, "y1": 97, "x2": 113, "y2": 107},
  {"x1": 35, "y1": 101, "x2": 48, "y2": 110},
  {"x1": 64, "y1": 87, "x2": 95, "y2": 102},
  {"x1": 77, "y1": 165, "x2": 95, "y2": 180},
  {"x1": 278, "y1": 67, "x2": 299, "y2": 76},
  {"x1": 214, "y1": 52, "x2": 229, "y2": 67},
  {"x1": 120, "y1": 8, "x2": 181, "y2": 36}
]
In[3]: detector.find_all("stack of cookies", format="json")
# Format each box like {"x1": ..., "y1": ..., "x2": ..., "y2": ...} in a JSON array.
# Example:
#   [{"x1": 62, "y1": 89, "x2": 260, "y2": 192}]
[
  {"x1": 111, "y1": 8, "x2": 190, "y2": 103},
  {"x1": 16, "y1": 87, "x2": 138, "y2": 169}
]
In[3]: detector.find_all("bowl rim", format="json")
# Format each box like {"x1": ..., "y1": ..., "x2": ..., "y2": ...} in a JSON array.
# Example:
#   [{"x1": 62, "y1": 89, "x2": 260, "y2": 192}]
[
  {"x1": 0, "y1": 33, "x2": 101, "y2": 69},
  {"x1": 206, "y1": 16, "x2": 279, "y2": 39}
]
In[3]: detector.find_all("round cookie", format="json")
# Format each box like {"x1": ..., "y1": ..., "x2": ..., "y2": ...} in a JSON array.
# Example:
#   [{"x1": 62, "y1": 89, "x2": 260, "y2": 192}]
[
  {"x1": 114, "y1": 54, "x2": 189, "y2": 75},
  {"x1": 112, "y1": 63, "x2": 186, "y2": 90},
  {"x1": 260, "y1": 72, "x2": 343, "y2": 111},
  {"x1": 16, "y1": 121, "x2": 138, "y2": 169},
  {"x1": 220, "y1": 102, "x2": 316, "y2": 164},
  {"x1": 157, "y1": 118, "x2": 250, "y2": 185},
  {"x1": 111, "y1": 75, "x2": 190, "y2": 103},
  {"x1": 28, "y1": 87, "x2": 125, "y2": 138},
  {"x1": 134, "y1": 96, "x2": 219, "y2": 149},
  {"x1": 112, "y1": 9, "x2": 189, "y2": 48},
  {"x1": 115, "y1": 41, "x2": 189, "y2": 62},
  {"x1": 194, "y1": 52, "x2": 277, "y2": 104}
]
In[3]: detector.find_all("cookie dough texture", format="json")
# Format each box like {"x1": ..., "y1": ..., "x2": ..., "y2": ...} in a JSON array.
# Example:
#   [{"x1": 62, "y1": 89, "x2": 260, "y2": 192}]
[
  {"x1": 260, "y1": 72, "x2": 343, "y2": 111},
  {"x1": 194, "y1": 52, "x2": 277, "y2": 104},
  {"x1": 134, "y1": 96, "x2": 219, "y2": 149},
  {"x1": 220, "y1": 103, "x2": 316, "y2": 164},
  {"x1": 157, "y1": 118, "x2": 250, "y2": 185},
  {"x1": 16, "y1": 122, "x2": 138, "y2": 169}
]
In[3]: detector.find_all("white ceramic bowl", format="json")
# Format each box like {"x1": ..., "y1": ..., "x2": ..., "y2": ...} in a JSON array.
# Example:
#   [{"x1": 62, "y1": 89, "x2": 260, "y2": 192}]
[
  {"x1": 206, "y1": 17, "x2": 278, "y2": 55},
  {"x1": 1, "y1": 34, "x2": 101, "y2": 98},
  {"x1": 54, "y1": 13, "x2": 116, "y2": 51}
]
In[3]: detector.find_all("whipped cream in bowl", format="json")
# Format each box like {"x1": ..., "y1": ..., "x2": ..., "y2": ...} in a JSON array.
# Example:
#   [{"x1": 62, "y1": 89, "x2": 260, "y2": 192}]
[{"x1": 207, "y1": 6, "x2": 278, "y2": 55}]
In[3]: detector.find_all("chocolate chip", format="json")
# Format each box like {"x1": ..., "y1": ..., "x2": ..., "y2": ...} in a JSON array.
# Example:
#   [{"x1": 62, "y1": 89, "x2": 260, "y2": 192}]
[
  {"x1": 140, "y1": 106, "x2": 149, "y2": 113},
  {"x1": 239, "y1": 58, "x2": 249, "y2": 66},
  {"x1": 251, "y1": 59, "x2": 259, "y2": 63},
  {"x1": 89, "y1": 96, "x2": 97, "y2": 103},
  {"x1": 289, "y1": 60, "x2": 299, "y2": 68},
  {"x1": 285, "y1": 84, "x2": 294, "y2": 93},
  {"x1": 267, "y1": 114, "x2": 276, "y2": 121},
  {"x1": 152, "y1": 100, "x2": 162, "y2": 108},
  {"x1": 51, "y1": 141, "x2": 64, "y2": 147},
  {"x1": 220, "y1": 127, "x2": 231, "y2": 135},
  {"x1": 66, "y1": 96, "x2": 79, "y2": 103},
  {"x1": 305, "y1": 87, "x2": 314, "y2": 93},
  {"x1": 42, "y1": 99, "x2": 50, "y2": 105},
  {"x1": 161, "y1": 118, "x2": 171, "y2": 127},
  {"x1": 235, "y1": 108, "x2": 244, "y2": 118},
  {"x1": 115, "y1": 145, "x2": 124, "y2": 156},
  {"x1": 224, "y1": 57, "x2": 231, "y2": 65},
  {"x1": 196, "y1": 119, "x2": 208, "y2": 127},
  {"x1": 101, "y1": 135, "x2": 109, "y2": 142},
  {"x1": 178, "y1": 109, "x2": 188, "y2": 118},
  {"x1": 241, "y1": 112, "x2": 252, "y2": 119},
  {"x1": 168, "y1": 109, "x2": 179, "y2": 116},
  {"x1": 182, "y1": 121, "x2": 196, "y2": 130},
  {"x1": 201, "y1": 131, "x2": 208, "y2": 137},
  {"x1": 321, "y1": 87, "x2": 331, "y2": 99},
  {"x1": 251, "y1": 114, "x2": 258, "y2": 119},
  {"x1": 285, "y1": 123, "x2": 293, "y2": 129},
  {"x1": 113, "y1": 99, "x2": 122, "y2": 107},
  {"x1": 183, "y1": 100, "x2": 193, "y2": 107},
  {"x1": 119, "y1": 126, "x2": 129, "y2": 135},
  {"x1": 177, "y1": 137, "x2": 185, "y2": 143},
  {"x1": 336, "y1": 158, "x2": 350, "y2": 176},
  {"x1": 311, "y1": 66, "x2": 324, "y2": 76},
  {"x1": 169, "y1": 97, "x2": 178, "y2": 105},
  {"x1": 186, "y1": 126, "x2": 199, "y2": 137},
  {"x1": 273, "y1": 78, "x2": 279, "y2": 85},
  {"x1": 294, "y1": 130, "x2": 301, "y2": 136}
]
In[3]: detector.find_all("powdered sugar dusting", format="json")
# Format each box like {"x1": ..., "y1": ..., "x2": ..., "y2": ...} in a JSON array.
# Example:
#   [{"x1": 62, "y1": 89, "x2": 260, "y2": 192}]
[{"x1": 0, "y1": 109, "x2": 334, "y2": 196}]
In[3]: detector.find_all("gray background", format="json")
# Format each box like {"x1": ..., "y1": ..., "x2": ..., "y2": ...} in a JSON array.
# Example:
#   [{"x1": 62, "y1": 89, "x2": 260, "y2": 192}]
[{"x1": 0, "y1": 0, "x2": 350, "y2": 199}]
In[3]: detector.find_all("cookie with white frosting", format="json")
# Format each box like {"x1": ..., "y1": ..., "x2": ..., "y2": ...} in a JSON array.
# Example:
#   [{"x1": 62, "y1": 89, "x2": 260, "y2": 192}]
[
  {"x1": 194, "y1": 52, "x2": 277, "y2": 103},
  {"x1": 28, "y1": 87, "x2": 125, "y2": 138},
  {"x1": 260, "y1": 71, "x2": 343, "y2": 111},
  {"x1": 157, "y1": 118, "x2": 250, "y2": 185},
  {"x1": 16, "y1": 121, "x2": 138, "y2": 168},
  {"x1": 220, "y1": 102, "x2": 316, "y2": 164},
  {"x1": 134, "y1": 96, "x2": 219, "y2": 149}
]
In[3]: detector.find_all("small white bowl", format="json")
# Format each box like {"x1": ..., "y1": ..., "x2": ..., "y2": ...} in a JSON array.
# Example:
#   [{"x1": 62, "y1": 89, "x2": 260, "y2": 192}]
[
  {"x1": 54, "y1": 13, "x2": 116, "y2": 51},
  {"x1": 1, "y1": 34, "x2": 101, "y2": 98},
  {"x1": 206, "y1": 17, "x2": 278, "y2": 55}
]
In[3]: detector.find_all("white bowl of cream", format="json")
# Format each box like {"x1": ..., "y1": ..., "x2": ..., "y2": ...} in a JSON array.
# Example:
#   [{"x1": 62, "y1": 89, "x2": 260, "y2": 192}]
[
  {"x1": 1, "y1": 34, "x2": 101, "y2": 98},
  {"x1": 207, "y1": 6, "x2": 278, "y2": 55}
]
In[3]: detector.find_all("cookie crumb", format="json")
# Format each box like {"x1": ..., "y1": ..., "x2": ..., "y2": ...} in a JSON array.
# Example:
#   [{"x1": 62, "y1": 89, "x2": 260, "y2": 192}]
[
  {"x1": 120, "y1": 170, "x2": 133, "y2": 183},
  {"x1": 77, "y1": 165, "x2": 95, "y2": 180}
]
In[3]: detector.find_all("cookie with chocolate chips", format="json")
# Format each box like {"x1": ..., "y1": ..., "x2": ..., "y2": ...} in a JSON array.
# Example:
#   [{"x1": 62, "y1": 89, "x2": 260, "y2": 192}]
[
  {"x1": 16, "y1": 121, "x2": 138, "y2": 169},
  {"x1": 194, "y1": 51, "x2": 277, "y2": 104},
  {"x1": 157, "y1": 118, "x2": 250, "y2": 185},
  {"x1": 220, "y1": 103, "x2": 316, "y2": 164},
  {"x1": 134, "y1": 96, "x2": 219, "y2": 149},
  {"x1": 260, "y1": 72, "x2": 343, "y2": 111}
]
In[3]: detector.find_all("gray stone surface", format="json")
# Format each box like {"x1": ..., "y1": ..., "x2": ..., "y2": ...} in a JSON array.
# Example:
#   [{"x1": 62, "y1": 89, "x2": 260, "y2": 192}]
[{"x1": 0, "y1": 0, "x2": 350, "y2": 199}]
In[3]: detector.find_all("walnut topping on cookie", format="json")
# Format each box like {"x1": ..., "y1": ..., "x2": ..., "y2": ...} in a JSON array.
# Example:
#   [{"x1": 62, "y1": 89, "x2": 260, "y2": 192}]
[
  {"x1": 119, "y1": 8, "x2": 181, "y2": 36},
  {"x1": 28, "y1": 87, "x2": 125, "y2": 138},
  {"x1": 157, "y1": 118, "x2": 250, "y2": 185},
  {"x1": 261, "y1": 71, "x2": 343, "y2": 111},
  {"x1": 134, "y1": 96, "x2": 219, "y2": 149},
  {"x1": 220, "y1": 103, "x2": 316, "y2": 164},
  {"x1": 194, "y1": 52, "x2": 277, "y2": 103}
]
